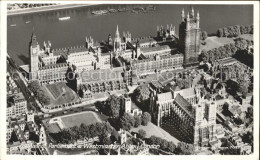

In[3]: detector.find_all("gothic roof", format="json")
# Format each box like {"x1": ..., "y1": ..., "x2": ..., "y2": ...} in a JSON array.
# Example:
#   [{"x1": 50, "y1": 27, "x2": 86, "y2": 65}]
[{"x1": 174, "y1": 93, "x2": 193, "y2": 118}]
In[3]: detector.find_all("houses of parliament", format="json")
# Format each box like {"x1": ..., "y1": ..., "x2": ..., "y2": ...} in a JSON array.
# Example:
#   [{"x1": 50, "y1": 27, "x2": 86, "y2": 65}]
[{"x1": 28, "y1": 7, "x2": 200, "y2": 84}]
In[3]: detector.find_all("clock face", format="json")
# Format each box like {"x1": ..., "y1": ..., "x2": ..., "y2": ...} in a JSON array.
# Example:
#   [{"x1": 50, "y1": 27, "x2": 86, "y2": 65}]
[{"x1": 32, "y1": 49, "x2": 37, "y2": 55}]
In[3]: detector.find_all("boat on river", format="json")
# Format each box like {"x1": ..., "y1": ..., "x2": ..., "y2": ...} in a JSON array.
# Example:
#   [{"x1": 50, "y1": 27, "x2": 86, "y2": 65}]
[{"x1": 58, "y1": 16, "x2": 70, "y2": 21}]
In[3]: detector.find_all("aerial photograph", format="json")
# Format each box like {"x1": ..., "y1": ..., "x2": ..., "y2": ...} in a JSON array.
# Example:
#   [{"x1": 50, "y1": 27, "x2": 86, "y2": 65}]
[{"x1": 6, "y1": 3, "x2": 254, "y2": 155}]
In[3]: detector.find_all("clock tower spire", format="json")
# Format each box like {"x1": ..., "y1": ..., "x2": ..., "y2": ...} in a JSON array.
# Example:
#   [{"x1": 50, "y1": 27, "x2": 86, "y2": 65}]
[{"x1": 30, "y1": 30, "x2": 40, "y2": 80}]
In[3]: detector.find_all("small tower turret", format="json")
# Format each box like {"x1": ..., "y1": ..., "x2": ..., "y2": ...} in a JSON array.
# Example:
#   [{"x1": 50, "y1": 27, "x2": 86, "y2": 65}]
[
  {"x1": 135, "y1": 40, "x2": 141, "y2": 59},
  {"x1": 86, "y1": 36, "x2": 94, "y2": 49},
  {"x1": 191, "y1": 7, "x2": 195, "y2": 18},
  {"x1": 108, "y1": 33, "x2": 113, "y2": 46},
  {"x1": 181, "y1": 8, "x2": 185, "y2": 21},
  {"x1": 196, "y1": 11, "x2": 200, "y2": 28},
  {"x1": 123, "y1": 31, "x2": 131, "y2": 43}
]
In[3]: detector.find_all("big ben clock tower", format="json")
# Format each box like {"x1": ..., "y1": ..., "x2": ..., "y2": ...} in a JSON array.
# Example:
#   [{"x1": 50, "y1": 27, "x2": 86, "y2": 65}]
[
  {"x1": 30, "y1": 31, "x2": 40, "y2": 80},
  {"x1": 179, "y1": 8, "x2": 201, "y2": 67}
]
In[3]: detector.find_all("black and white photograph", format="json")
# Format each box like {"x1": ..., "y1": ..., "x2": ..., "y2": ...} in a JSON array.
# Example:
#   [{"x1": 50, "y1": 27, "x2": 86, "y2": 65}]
[{"x1": 1, "y1": 1, "x2": 259, "y2": 158}]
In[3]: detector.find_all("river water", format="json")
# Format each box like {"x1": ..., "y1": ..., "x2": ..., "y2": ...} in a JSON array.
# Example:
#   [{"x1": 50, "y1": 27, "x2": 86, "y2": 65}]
[{"x1": 7, "y1": 4, "x2": 253, "y2": 66}]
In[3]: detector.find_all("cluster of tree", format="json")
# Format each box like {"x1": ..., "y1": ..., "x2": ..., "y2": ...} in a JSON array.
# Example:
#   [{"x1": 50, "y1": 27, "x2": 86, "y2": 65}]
[
  {"x1": 147, "y1": 135, "x2": 176, "y2": 153},
  {"x1": 216, "y1": 25, "x2": 253, "y2": 38},
  {"x1": 119, "y1": 112, "x2": 151, "y2": 131},
  {"x1": 175, "y1": 142, "x2": 195, "y2": 155},
  {"x1": 28, "y1": 80, "x2": 50, "y2": 105},
  {"x1": 133, "y1": 85, "x2": 151, "y2": 111},
  {"x1": 226, "y1": 78, "x2": 251, "y2": 99},
  {"x1": 199, "y1": 38, "x2": 253, "y2": 63},
  {"x1": 233, "y1": 38, "x2": 254, "y2": 67},
  {"x1": 49, "y1": 122, "x2": 113, "y2": 144},
  {"x1": 95, "y1": 95, "x2": 125, "y2": 118},
  {"x1": 138, "y1": 129, "x2": 146, "y2": 139}
]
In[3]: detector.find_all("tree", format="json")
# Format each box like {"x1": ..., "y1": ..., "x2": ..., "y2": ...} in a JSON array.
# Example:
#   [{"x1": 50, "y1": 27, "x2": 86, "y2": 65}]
[
  {"x1": 240, "y1": 25, "x2": 247, "y2": 34},
  {"x1": 133, "y1": 85, "x2": 151, "y2": 111},
  {"x1": 103, "y1": 136, "x2": 111, "y2": 145},
  {"x1": 217, "y1": 28, "x2": 224, "y2": 37},
  {"x1": 106, "y1": 95, "x2": 123, "y2": 117},
  {"x1": 168, "y1": 141, "x2": 176, "y2": 153},
  {"x1": 28, "y1": 80, "x2": 40, "y2": 93},
  {"x1": 154, "y1": 137, "x2": 162, "y2": 145},
  {"x1": 223, "y1": 27, "x2": 229, "y2": 37},
  {"x1": 89, "y1": 124, "x2": 97, "y2": 138},
  {"x1": 199, "y1": 50, "x2": 208, "y2": 62},
  {"x1": 138, "y1": 129, "x2": 146, "y2": 139},
  {"x1": 134, "y1": 115, "x2": 141, "y2": 127},
  {"x1": 177, "y1": 142, "x2": 195, "y2": 155},
  {"x1": 230, "y1": 43, "x2": 237, "y2": 54},
  {"x1": 141, "y1": 112, "x2": 151, "y2": 126},
  {"x1": 110, "y1": 129, "x2": 119, "y2": 142},
  {"x1": 224, "y1": 44, "x2": 232, "y2": 56},
  {"x1": 223, "y1": 102, "x2": 229, "y2": 111},
  {"x1": 120, "y1": 113, "x2": 134, "y2": 131},
  {"x1": 149, "y1": 135, "x2": 157, "y2": 144},
  {"x1": 234, "y1": 25, "x2": 241, "y2": 37},
  {"x1": 201, "y1": 31, "x2": 208, "y2": 40},
  {"x1": 160, "y1": 139, "x2": 169, "y2": 150}
]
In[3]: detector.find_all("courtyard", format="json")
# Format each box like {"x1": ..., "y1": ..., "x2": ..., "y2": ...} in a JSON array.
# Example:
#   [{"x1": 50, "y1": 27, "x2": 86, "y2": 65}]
[{"x1": 43, "y1": 82, "x2": 79, "y2": 106}]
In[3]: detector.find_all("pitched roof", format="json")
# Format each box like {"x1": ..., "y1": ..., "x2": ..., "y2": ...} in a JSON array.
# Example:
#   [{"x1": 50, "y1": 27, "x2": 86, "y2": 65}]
[
  {"x1": 174, "y1": 94, "x2": 193, "y2": 118},
  {"x1": 157, "y1": 92, "x2": 173, "y2": 101}
]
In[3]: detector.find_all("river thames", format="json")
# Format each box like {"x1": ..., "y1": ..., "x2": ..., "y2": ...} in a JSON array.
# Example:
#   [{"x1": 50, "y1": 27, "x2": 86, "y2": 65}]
[{"x1": 7, "y1": 4, "x2": 253, "y2": 66}]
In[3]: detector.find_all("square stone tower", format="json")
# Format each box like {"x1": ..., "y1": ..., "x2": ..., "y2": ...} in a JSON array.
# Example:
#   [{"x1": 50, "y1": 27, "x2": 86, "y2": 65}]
[{"x1": 179, "y1": 8, "x2": 201, "y2": 67}]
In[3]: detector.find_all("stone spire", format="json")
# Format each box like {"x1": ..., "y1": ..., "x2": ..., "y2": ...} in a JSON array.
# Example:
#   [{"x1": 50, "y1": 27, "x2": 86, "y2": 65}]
[
  {"x1": 181, "y1": 8, "x2": 185, "y2": 21},
  {"x1": 115, "y1": 25, "x2": 120, "y2": 39},
  {"x1": 191, "y1": 7, "x2": 194, "y2": 17},
  {"x1": 187, "y1": 12, "x2": 190, "y2": 21},
  {"x1": 197, "y1": 10, "x2": 200, "y2": 19}
]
